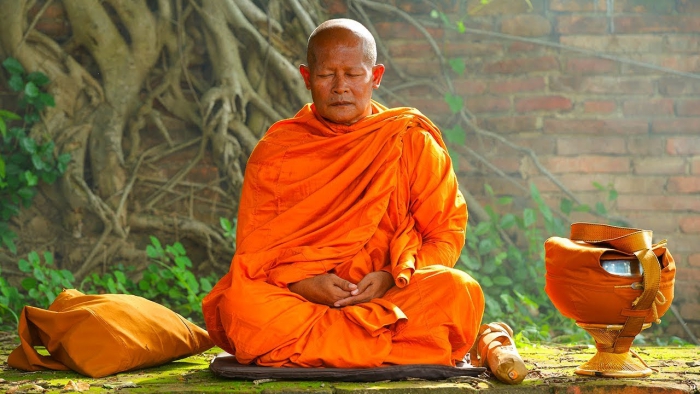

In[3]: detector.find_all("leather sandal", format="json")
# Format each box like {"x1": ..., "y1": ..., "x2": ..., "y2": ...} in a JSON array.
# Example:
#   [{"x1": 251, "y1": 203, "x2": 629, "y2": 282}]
[{"x1": 469, "y1": 322, "x2": 527, "y2": 384}]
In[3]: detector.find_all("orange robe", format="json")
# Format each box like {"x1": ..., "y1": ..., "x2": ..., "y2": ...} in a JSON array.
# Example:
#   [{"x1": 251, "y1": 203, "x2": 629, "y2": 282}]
[{"x1": 202, "y1": 101, "x2": 484, "y2": 367}]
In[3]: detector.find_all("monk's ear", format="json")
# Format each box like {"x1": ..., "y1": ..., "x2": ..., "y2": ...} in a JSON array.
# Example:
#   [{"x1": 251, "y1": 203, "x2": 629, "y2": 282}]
[
  {"x1": 371, "y1": 64, "x2": 385, "y2": 89},
  {"x1": 299, "y1": 64, "x2": 312, "y2": 90}
]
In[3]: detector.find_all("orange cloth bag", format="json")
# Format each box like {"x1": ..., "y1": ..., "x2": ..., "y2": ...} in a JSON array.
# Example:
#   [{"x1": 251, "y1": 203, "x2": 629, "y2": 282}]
[
  {"x1": 8, "y1": 289, "x2": 213, "y2": 378},
  {"x1": 545, "y1": 223, "x2": 675, "y2": 341}
]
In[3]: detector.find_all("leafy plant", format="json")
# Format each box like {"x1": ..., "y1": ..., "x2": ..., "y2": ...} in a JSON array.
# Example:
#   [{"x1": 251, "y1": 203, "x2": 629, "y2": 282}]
[
  {"x1": 220, "y1": 217, "x2": 237, "y2": 248},
  {"x1": 0, "y1": 57, "x2": 70, "y2": 254},
  {"x1": 80, "y1": 263, "x2": 136, "y2": 295},
  {"x1": 140, "y1": 236, "x2": 216, "y2": 320},
  {"x1": 457, "y1": 183, "x2": 592, "y2": 343},
  {"x1": 18, "y1": 250, "x2": 74, "y2": 307}
]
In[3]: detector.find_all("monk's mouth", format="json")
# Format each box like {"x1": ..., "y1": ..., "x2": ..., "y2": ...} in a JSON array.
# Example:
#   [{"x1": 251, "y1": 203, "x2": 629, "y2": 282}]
[{"x1": 331, "y1": 102, "x2": 353, "y2": 106}]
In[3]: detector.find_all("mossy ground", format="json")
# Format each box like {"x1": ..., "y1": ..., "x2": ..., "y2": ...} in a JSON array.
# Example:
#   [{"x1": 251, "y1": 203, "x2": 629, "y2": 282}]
[{"x1": 0, "y1": 333, "x2": 698, "y2": 393}]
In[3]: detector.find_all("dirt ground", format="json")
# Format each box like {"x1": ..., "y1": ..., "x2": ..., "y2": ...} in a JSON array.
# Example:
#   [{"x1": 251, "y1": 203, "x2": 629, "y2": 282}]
[{"x1": 0, "y1": 332, "x2": 698, "y2": 393}]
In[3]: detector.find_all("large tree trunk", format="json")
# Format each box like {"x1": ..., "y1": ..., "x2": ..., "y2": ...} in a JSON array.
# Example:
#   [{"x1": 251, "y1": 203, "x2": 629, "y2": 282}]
[{"x1": 0, "y1": 0, "x2": 319, "y2": 278}]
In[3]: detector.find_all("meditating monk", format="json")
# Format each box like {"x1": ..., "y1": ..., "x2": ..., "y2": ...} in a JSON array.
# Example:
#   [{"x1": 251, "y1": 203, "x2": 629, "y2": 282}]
[{"x1": 202, "y1": 18, "x2": 485, "y2": 368}]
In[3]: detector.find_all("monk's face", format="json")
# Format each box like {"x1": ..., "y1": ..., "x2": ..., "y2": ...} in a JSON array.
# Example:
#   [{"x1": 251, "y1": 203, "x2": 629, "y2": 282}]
[{"x1": 300, "y1": 32, "x2": 385, "y2": 125}]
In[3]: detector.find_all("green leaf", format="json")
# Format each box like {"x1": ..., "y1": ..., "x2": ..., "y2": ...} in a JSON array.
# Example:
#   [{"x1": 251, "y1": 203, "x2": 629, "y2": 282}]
[
  {"x1": 0, "y1": 109, "x2": 21, "y2": 120},
  {"x1": 21, "y1": 277, "x2": 37, "y2": 291},
  {"x1": 43, "y1": 251, "x2": 54, "y2": 265},
  {"x1": 448, "y1": 58, "x2": 466, "y2": 76},
  {"x1": 8, "y1": 74, "x2": 24, "y2": 91},
  {"x1": 0, "y1": 157, "x2": 5, "y2": 179},
  {"x1": 38, "y1": 93, "x2": 55, "y2": 107},
  {"x1": 456, "y1": 21, "x2": 466, "y2": 34},
  {"x1": 2, "y1": 57, "x2": 25, "y2": 75},
  {"x1": 20, "y1": 137, "x2": 37, "y2": 154},
  {"x1": 444, "y1": 92, "x2": 464, "y2": 114},
  {"x1": 114, "y1": 270, "x2": 127, "y2": 284},
  {"x1": 220, "y1": 217, "x2": 232, "y2": 232},
  {"x1": 200, "y1": 278, "x2": 213, "y2": 293},
  {"x1": 484, "y1": 184, "x2": 494, "y2": 196},
  {"x1": 27, "y1": 251, "x2": 39, "y2": 265},
  {"x1": 592, "y1": 181, "x2": 604, "y2": 191},
  {"x1": 560, "y1": 198, "x2": 573, "y2": 215},
  {"x1": 18, "y1": 259, "x2": 31, "y2": 272},
  {"x1": 477, "y1": 238, "x2": 494, "y2": 255},
  {"x1": 443, "y1": 125, "x2": 465, "y2": 145},
  {"x1": 146, "y1": 245, "x2": 159, "y2": 259},
  {"x1": 498, "y1": 196, "x2": 512, "y2": 205},
  {"x1": 493, "y1": 276, "x2": 513, "y2": 286},
  {"x1": 574, "y1": 204, "x2": 591, "y2": 212},
  {"x1": 480, "y1": 276, "x2": 493, "y2": 288},
  {"x1": 27, "y1": 71, "x2": 50, "y2": 87},
  {"x1": 608, "y1": 188, "x2": 618, "y2": 202},
  {"x1": 499, "y1": 213, "x2": 516, "y2": 229},
  {"x1": 523, "y1": 208, "x2": 537, "y2": 227},
  {"x1": 0, "y1": 118, "x2": 5, "y2": 139},
  {"x1": 430, "y1": 9, "x2": 439, "y2": 18},
  {"x1": 448, "y1": 148, "x2": 460, "y2": 171},
  {"x1": 24, "y1": 81, "x2": 39, "y2": 98},
  {"x1": 595, "y1": 201, "x2": 607, "y2": 214},
  {"x1": 24, "y1": 170, "x2": 38, "y2": 186}
]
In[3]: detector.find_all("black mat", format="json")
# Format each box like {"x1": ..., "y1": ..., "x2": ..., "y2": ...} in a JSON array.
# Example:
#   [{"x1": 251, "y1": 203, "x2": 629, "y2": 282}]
[{"x1": 209, "y1": 355, "x2": 486, "y2": 382}]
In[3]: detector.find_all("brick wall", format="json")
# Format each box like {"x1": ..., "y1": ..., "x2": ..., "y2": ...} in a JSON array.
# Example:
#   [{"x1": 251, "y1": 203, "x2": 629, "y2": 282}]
[
  {"x1": 4, "y1": 0, "x2": 698, "y2": 339},
  {"x1": 324, "y1": 0, "x2": 700, "y2": 339}
]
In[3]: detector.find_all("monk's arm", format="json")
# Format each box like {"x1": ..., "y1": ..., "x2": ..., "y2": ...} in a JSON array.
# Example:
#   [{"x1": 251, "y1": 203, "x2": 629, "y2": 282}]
[{"x1": 406, "y1": 128, "x2": 467, "y2": 269}]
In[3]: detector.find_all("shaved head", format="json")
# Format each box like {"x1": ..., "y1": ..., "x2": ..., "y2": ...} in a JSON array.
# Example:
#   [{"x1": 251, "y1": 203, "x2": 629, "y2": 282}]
[{"x1": 306, "y1": 19, "x2": 377, "y2": 70}]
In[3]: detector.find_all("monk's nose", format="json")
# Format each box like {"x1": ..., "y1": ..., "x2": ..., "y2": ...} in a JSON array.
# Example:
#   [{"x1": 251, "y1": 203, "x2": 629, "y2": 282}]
[{"x1": 332, "y1": 77, "x2": 349, "y2": 94}]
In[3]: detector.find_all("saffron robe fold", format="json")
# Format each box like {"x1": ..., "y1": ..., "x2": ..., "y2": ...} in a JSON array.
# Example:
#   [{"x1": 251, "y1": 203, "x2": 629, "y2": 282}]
[{"x1": 203, "y1": 101, "x2": 484, "y2": 368}]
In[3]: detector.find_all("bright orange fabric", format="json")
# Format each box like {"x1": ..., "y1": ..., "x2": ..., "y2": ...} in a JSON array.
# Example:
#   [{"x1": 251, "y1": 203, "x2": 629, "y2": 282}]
[{"x1": 203, "y1": 101, "x2": 484, "y2": 367}]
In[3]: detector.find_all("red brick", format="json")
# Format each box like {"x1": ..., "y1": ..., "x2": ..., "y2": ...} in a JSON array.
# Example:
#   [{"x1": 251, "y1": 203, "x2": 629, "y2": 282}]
[
  {"x1": 616, "y1": 195, "x2": 700, "y2": 212},
  {"x1": 453, "y1": 79, "x2": 488, "y2": 95},
  {"x1": 536, "y1": 174, "x2": 617, "y2": 193},
  {"x1": 28, "y1": 2, "x2": 65, "y2": 18},
  {"x1": 466, "y1": 0, "x2": 533, "y2": 15},
  {"x1": 668, "y1": 176, "x2": 700, "y2": 194},
  {"x1": 515, "y1": 96, "x2": 572, "y2": 112},
  {"x1": 443, "y1": 42, "x2": 503, "y2": 57},
  {"x1": 633, "y1": 157, "x2": 687, "y2": 175},
  {"x1": 405, "y1": 98, "x2": 451, "y2": 117},
  {"x1": 508, "y1": 135, "x2": 556, "y2": 154},
  {"x1": 667, "y1": 137, "x2": 700, "y2": 155},
  {"x1": 693, "y1": 157, "x2": 700, "y2": 174},
  {"x1": 677, "y1": 100, "x2": 700, "y2": 116},
  {"x1": 628, "y1": 136, "x2": 667, "y2": 155},
  {"x1": 678, "y1": 0, "x2": 700, "y2": 13},
  {"x1": 387, "y1": 41, "x2": 432, "y2": 57},
  {"x1": 464, "y1": 97, "x2": 511, "y2": 113},
  {"x1": 479, "y1": 116, "x2": 539, "y2": 133},
  {"x1": 658, "y1": 78, "x2": 700, "y2": 96},
  {"x1": 659, "y1": 55, "x2": 700, "y2": 73},
  {"x1": 507, "y1": 42, "x2": 540, "y2": 53},
  {"x1": 34, "y1": 18, "x2": 71, "y2": 38},
  {"x1": 615, "y1": 16, "x2": 700, "y2": 33},
  {"x1": 622, "y1": 99, "x2": 674, "y2": 116},
  {"x1": 613, "y1": 176, "x2": 668, "y2": 194},
  {"x1": 489, "y1": 77, "x2": 545, "y2": 94},
  {"x1": 501, "y1": 14, "x2": 551, "y2": 37},
  {"x1": 320, "y1": 0, "x2": 348, "y2": 14},
  {"x1": 560, "y1": 35, "x2": 664, "y2": 53},
  {"x1": 544, "y1": 119, "x2": 649, "y2": 134},
  {"x1": 690, "y1": 254, "x2": 700, "y2": 267},
  {"x1": 483, "y1": 56, "x2": 559, "y2": 74},
  {"x1": 616, "y1": 0, "x2": 676, "y2": 13},
  {"x1": 680, "y1": 268, "x2": 700, "y2": 282},
  {"x1": 666, "y1": 36, "x2": 700, "y2": 53},
  {"x1": 550, "y1": 76, "x2": 654, "y2": 95},
  {"x1": 584, "y1": 100, "x2": 616, "y2": 114},
  {"x1": 541, "y1": 156, "x2": 631, "y2": 174},
  {"x1": 487, "y1": 157, "x2": 521, "y2": 174},
  {"x1": 556, "y1": 16, "x2": 608, "y2": 35},
  {"x1": 375, "y1": 21, "x2": 443, "y2": 40},
  {"x1": 566, "y1": 58, "x2": 618, "y2": 74},
  {"x1": 549, "y1": 0, "x2": 606, "y2": 11},
  {"x1": 556, "y1": 136, "x2": 626, "y2": 155},
  {"x1": 402, "y1": 60, "x2": 443, "y2": 77},
  {"x1": 653, "y1": 118, "x2": 700, "y2": 134}
]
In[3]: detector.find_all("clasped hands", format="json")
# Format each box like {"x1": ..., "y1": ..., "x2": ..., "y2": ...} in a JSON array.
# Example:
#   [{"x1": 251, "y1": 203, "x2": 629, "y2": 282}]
[{"x1": 288, "y1": 271, "x2": 394, "y2": 307}]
